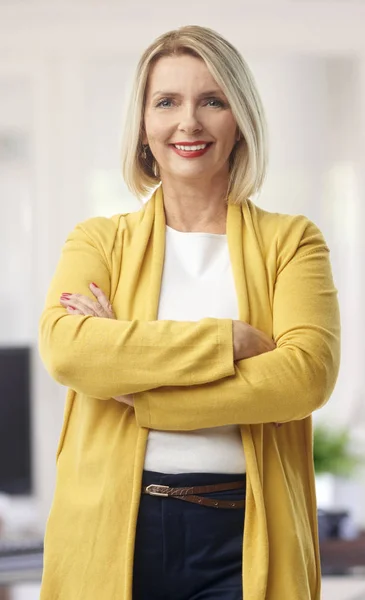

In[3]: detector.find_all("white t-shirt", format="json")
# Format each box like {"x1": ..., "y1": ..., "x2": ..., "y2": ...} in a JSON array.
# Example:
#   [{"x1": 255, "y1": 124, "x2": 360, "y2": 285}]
[{"x1": 143, "y1": 225, "x2": 246, "y2": 474}]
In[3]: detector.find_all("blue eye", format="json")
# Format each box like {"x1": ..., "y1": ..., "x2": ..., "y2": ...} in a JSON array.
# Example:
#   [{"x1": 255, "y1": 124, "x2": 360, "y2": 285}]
[
  {"x1": 155, "y1": 97, "x2": 226, "y2": 109},
  {"x1": 205, "y1": 98, "x2": 225, "y2": 108},
  {"x1": 156, "y1": 98, "x2": 173, "y2": 108}
]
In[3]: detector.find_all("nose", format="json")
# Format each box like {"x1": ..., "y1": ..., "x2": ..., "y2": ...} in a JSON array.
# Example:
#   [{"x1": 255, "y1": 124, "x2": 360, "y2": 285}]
[{"x1": 177, "y1": 105, "x2": 203, "y2": 135}]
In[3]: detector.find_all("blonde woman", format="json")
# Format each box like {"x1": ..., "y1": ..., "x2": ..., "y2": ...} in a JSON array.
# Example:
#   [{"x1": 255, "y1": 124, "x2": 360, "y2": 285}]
[{"x1": 39, "y1": 25, "x2": 340, "y2": 600}]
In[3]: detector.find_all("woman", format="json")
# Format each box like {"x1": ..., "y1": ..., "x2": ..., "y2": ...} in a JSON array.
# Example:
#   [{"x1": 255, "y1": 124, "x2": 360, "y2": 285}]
[{"x1": 39, "y1": 25, "x2": 340, "y2": 600}]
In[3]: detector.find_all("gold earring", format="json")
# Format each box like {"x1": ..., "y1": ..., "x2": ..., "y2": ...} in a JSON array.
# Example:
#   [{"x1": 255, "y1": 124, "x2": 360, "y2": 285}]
[
  {"x1": 152, "y1": 159, "x2": 160, "y2": 179},
  {"x1": 141, "y1": 144, "x2": 148, "y2": 160}
]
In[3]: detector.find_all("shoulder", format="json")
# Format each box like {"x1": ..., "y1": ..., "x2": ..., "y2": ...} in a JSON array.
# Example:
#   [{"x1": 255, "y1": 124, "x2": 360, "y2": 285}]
[
  {"x1": 245, "y1": 199, "x2": 330, "y2": 268},
  {"x1": 68, "y1": 203, "x2": 147, "y2": 251}
]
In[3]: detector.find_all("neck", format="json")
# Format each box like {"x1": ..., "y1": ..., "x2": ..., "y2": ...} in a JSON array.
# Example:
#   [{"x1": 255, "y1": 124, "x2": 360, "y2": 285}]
[{"x1": 161, "y1": 178, "x2": 229, "y2": 234}]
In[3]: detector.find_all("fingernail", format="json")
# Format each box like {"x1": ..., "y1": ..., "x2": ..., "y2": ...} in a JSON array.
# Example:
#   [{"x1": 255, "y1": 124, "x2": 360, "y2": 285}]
[
  {"x1": 91, "y1": 282, "x2": 98, "y2": 288},
  {"x1": 68, "y1": 305, "x2": 76, "y2": 310},
  {"x1": 61, "y1": 293, "x2": 71, "y2": 297}
]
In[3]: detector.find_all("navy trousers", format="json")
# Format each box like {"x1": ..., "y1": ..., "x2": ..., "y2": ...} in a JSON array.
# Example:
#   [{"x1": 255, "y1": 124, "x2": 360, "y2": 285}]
[{"x1": 133, "y1": 470, "x2": 246, "y2": 600}]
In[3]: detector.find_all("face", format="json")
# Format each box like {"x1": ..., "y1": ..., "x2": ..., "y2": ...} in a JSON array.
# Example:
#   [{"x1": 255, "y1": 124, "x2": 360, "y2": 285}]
[{"x1": 143, "y1": 54, "x2": 239, "y2": 183}]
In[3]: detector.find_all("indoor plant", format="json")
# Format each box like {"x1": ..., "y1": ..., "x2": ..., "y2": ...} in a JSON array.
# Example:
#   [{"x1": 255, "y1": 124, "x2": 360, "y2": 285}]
[{"x1": 313, "y1": 424, "x2": 362, "y2": 510}]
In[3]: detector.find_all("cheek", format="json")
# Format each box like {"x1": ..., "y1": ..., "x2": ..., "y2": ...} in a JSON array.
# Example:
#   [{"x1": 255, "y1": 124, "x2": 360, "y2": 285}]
[
  {"x1": 219, "y1": 116, "x2": 238, "y2": 143},
  {"x1": 201, "y1": 111, "x2": 237, "y2": 145},
  {"x1": 144, "y1": 114, "x2": 171, "y2": 145},
  {"x1": 147, "y1": 128, "x2": 164, "y2": 144},
  {"x1": 146, "y1": 133, "x2": 167, "y2": 161}
]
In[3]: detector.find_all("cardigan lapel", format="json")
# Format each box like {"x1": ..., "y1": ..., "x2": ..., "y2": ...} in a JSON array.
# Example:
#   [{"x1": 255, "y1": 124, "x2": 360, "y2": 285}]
[
  {"x1": 226, "y1": 199, "x2": 272, "y2": 334},
  {"x1": 147, "y1": 185, "x2": 166, "y2": 320},
  {"x1": 226, "y1": 201, "x2": 250, "y2": 323},
  {"x1": 113, "y1": 187, "x2": 165, "y2": 321},
  {"x1": 240, "y1": 200, "x2": 273, "y2": 335}
]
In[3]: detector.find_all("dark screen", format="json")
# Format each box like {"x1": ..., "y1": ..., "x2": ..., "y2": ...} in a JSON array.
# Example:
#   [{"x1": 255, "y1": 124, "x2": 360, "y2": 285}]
[{"x1": 0, "y1": 347, "x2": 32, "y2": 494}]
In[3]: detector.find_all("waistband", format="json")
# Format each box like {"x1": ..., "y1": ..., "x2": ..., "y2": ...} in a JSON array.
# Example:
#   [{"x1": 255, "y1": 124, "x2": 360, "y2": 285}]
[
  {"x1": 141, "y1": 470, "x2": 246, "y2": 510},
  {"x1": 141, "y1": 470, "x2": 246, "y2": 488}
]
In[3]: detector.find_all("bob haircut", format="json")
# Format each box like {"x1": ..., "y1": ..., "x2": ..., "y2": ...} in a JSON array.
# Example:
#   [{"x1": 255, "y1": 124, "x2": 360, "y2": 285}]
[{"x1": 121, "y1": 25, "x2": 268, "y2": 204}]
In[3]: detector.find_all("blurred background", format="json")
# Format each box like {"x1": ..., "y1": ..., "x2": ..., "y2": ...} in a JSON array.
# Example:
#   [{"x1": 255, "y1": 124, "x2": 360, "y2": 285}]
[{"x1": 0, "y1": 1, "x2": 365, "y2": 599}]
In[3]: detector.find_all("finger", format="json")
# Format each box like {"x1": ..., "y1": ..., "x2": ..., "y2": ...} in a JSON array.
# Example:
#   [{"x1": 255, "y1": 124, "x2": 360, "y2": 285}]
[
  {"x1": 60, "y1": 294, "x2": 109, "y2": 319},
  {"x1": 61, "y1": 293, "x2": 95, "y2": 311},
  {"x1": 60, "y1": 295, "x2": 95, "y2": 315},
  {"x1": 67, "y1": 306, "x2": 84, "y2": 315},
  {"x1": 89, "y1": 283, "x2": 115, "y2": 318}
]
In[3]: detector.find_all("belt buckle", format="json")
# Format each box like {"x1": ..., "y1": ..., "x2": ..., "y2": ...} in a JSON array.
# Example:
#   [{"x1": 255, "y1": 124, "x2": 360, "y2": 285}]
[{"x1": 145, "y1": 484, "x2": 170, "y2": 497}]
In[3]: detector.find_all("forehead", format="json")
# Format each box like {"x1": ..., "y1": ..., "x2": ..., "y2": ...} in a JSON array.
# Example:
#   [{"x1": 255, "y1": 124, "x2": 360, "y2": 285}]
[{"x1": 146, "y1": 54, "x2": 220, "y2": 94}]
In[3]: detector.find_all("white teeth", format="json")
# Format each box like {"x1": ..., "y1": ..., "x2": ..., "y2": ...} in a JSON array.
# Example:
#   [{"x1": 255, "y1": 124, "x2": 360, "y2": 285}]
[{"x1": 174, "y1": 144, "x2": 208, "y2": 151}]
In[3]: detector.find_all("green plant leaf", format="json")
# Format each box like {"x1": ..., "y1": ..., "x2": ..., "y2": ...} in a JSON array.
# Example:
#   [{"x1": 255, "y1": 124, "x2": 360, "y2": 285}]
[{"x1": 313, "y1": 425, "x2": 362, "y2": 477}]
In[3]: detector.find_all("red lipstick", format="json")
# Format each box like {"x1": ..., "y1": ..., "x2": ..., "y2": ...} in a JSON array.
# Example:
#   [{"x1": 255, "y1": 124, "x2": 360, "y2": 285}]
[{"x1": 170, "y1": 141, "x2": 213, "y2": 159}]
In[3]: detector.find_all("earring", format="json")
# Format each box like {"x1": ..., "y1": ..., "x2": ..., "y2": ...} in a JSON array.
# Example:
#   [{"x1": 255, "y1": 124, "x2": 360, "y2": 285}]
[
  {"x1": 152, "y1": 159, "x2": 160, "y2": 179},
  {"x1": 141, "y1": 144, "x2": 148, "y2": 160}
]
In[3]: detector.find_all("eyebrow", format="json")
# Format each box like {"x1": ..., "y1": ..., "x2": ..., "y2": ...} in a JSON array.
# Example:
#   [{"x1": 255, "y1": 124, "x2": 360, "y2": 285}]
[{"x1": 151, "y1": 89, "x2": 224, "y2": 99}]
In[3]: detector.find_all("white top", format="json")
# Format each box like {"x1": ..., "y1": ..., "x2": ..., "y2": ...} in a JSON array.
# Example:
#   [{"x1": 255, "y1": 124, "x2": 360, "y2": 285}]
[{"x1": 143, "y1": 225, "x2": 246, "y2": 474}]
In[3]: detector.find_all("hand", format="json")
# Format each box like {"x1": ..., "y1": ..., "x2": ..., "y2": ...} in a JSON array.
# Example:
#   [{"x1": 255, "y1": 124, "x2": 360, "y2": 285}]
[
  {"x1": 59, "y1": 283, "x2": 134, "y2": 407},
  {"x1": 232, "y1": 321, "x2": 280, "y2": 427},
  {"x1": 60, "y1": 282, "x2": 116, "y2": 318},
  {"x1": 232, "y1": 320, "x2": 276, "y2": 361}
]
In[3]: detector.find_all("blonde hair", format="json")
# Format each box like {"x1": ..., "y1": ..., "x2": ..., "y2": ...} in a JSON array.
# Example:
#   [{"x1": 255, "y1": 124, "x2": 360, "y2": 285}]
[{"x1": 120, "y1": 25, "x2": 268, "y2": 204}]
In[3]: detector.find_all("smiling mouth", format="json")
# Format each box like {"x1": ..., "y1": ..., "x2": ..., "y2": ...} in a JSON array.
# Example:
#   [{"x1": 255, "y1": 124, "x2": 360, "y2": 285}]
[{"x1": 171, "y1": 142, "x2": 212, "y2": 152}]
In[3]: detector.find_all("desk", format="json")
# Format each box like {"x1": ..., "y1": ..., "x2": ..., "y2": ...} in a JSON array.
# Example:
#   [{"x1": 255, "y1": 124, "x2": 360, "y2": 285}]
[
  {"x1": 320, "y1": 532, "x2": 365, "y2": 570},
  {"x1": 0, "y1": 544, "x2": 42, "y2": 598}
]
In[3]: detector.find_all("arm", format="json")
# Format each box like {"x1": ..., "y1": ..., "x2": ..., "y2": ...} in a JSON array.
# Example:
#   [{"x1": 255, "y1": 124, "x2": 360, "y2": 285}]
[
  {"x1": 134, "y1": 221, "x2": 341, "y2": 430},
  {"x1": 38, "y1": 218, "x2": 234, "y2": 399}
]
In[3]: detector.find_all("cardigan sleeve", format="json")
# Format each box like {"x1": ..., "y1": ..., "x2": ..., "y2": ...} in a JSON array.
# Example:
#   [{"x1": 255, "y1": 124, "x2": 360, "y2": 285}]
[
  {"x1": 38, "y1": 218, "x2": 234, "y2": 400},
  {"x1": 134, "y1": 221, "x2": 341, "y2": 429}
]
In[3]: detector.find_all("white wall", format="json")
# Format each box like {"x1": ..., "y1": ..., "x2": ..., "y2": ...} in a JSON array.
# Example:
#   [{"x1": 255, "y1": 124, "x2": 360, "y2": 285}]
[{"x1": 1, "y1": 2, "x2": 365, "y2": 530}]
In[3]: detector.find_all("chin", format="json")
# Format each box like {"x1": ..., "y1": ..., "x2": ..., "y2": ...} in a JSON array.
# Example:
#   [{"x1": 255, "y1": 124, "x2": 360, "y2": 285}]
[
  {"x1": 170, "y1": 169, "x2": 210, "y2": 180},
  {"x1": 166, "y1": 161, "x2": 213, "y2": 175}
]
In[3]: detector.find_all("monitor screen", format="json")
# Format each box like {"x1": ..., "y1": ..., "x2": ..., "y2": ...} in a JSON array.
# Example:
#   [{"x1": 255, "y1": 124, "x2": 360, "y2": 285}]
[{"x1": 0, "y1": 347, "x2": 32, "y2": 495}]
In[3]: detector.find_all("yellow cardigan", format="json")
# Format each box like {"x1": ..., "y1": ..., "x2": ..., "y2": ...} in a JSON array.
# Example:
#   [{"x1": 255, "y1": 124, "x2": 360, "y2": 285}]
[{"x1": 39, "y1": 186, "x2": 340, "y2": 600}]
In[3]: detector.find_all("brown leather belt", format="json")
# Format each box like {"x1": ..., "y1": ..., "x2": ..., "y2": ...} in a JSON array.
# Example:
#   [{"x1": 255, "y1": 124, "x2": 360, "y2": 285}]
[{"x1": 142, "y1": 481, "x2": 245, "y2": 509}]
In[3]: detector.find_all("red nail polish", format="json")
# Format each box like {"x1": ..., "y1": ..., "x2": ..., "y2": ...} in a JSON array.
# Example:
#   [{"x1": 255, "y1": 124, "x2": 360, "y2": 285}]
[
  {"x1": 69, "y1": 306, "x2": 76, "y2": 310},
  {"x1": 61, "y1": 293, "x2": 71, "y2": 297},
  {"x1": 92, "y1": 282, "x2": 98, "y2": 288}
]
